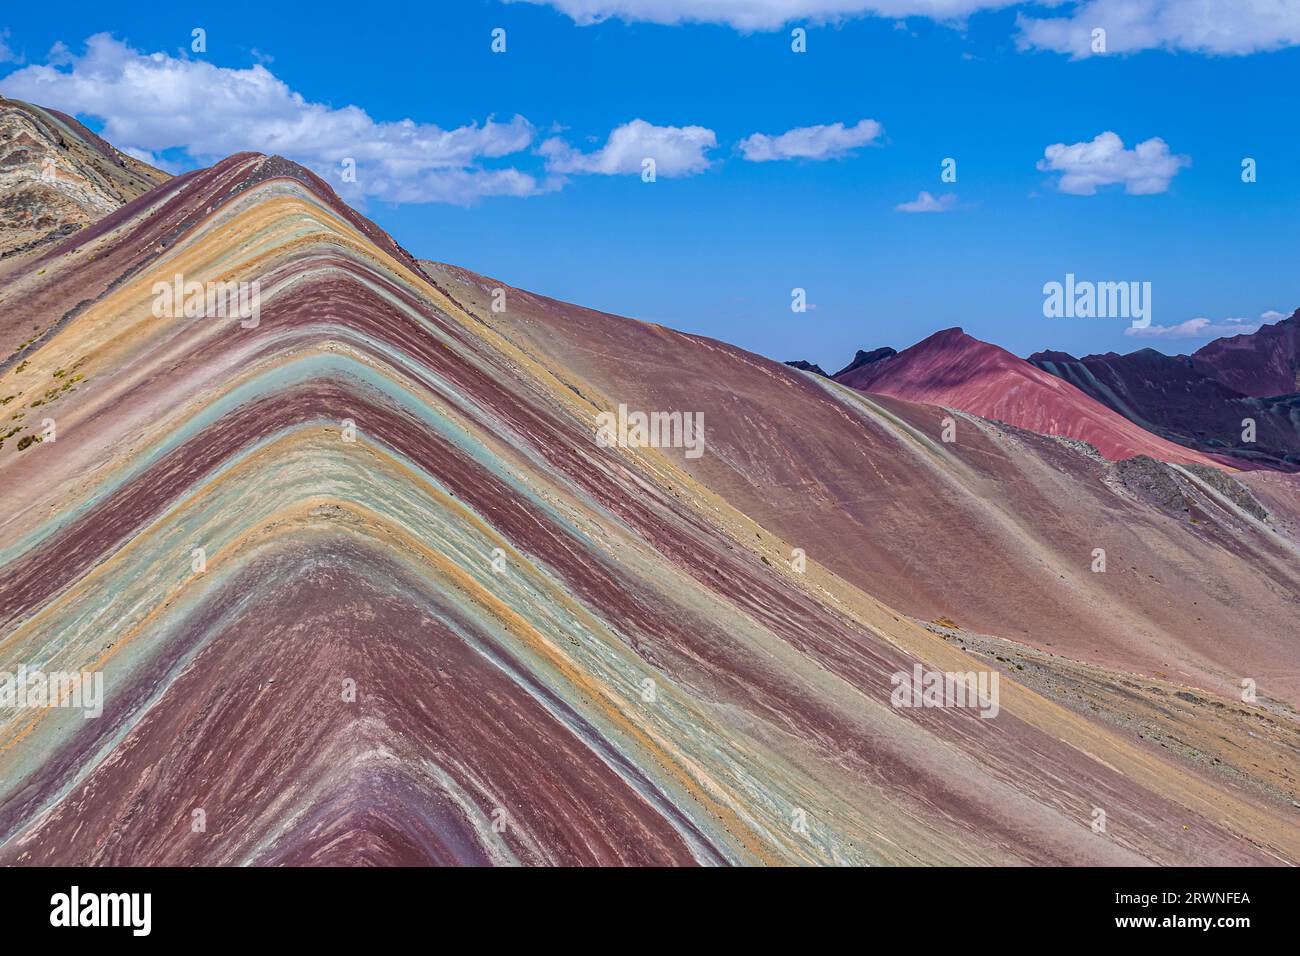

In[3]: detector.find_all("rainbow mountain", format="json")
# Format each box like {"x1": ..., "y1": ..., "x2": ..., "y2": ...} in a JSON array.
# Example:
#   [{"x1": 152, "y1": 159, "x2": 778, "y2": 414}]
[{"x1": 0, "y1": 123, "x2": 1297, "y2": 865}]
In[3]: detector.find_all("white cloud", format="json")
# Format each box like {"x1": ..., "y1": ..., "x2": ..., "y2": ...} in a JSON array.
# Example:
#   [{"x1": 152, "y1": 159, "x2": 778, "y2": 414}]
[
  {"x1": 0, "y1": 30, "x2": 19, "y2": 64},
  {"x1": 514, "y1": 1, "x2": 1024, "y2": 31},
  {"x1": 539, "y1": 119, "x2": 717, "y2": 176},
  {"x1": 1017, "y1": 0, "x2": 1300, "y2": 57},
  {"x1": 521, "y1": 1, "x2": 1300, "y2": 56},
  {"x1": 0, "y1": 33, "x2": 545, "y2": 205},
  {"x1": 737, "y1": 119, "x2": 882, "y2": 162},
  {"x1": 45, "y1": 41, "x2": 76, "y2": 67},
  {"x1": 1037, "y1": 131, "x2": 1188, "y2": 195},
  {"x1": 119, "y1": 144, "x2": 185, "y2": 174},
  {"x1": 895, "y1": 190, "x2": 956, "y2": 212},
  {"x1": 1124, "y1": 313, "x2": 1276, "y2": 340}
]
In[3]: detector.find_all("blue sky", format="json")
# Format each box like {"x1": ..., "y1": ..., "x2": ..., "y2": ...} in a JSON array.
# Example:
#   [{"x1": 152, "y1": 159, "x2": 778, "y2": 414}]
[{"x1": 3, "y1": 1, "x2": 1298, "y2": 370}]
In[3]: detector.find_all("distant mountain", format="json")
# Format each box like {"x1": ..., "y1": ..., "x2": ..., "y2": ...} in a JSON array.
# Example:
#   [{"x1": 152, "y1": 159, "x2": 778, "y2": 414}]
[
  {"x1": 832, "y1": 346, "x2": 896, "y2": 383},
  {"x1": 834, "y1": 327, "x2": 1225, "y2": 466},
  {"x1": 1190, "y1": 309, "x2": 1300, "y2": 397},
  {"x1": 0, "y1": 97, "x2": 168, "y2": 263},
  {"x1": 783, "y1": 359, "x2": 829, "y2": 377},
  {"x1": 1030, "y1": 310, "x2": 1300, "y2": 469}
]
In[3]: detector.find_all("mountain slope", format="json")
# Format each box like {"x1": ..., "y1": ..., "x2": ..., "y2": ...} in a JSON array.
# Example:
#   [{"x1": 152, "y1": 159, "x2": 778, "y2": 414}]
[
  {"x1": 427, "y1": 262, "x2": 1300, "y2": 699},
  {"x1": 0, "y1": 139, "x2": 1296, "y2": 865}
]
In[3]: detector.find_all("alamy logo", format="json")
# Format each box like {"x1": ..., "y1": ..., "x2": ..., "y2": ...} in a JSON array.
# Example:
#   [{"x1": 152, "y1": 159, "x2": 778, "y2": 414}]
[
  {"x1": 152, "y1": 274, "x2": 261, "y2": 328},
  {"x1": 595, "y1": 404, "x2": 705, "y2": 459},
  {"x1": 891, "y1": 664, "x2": 999, "y2": 718},
  {"x1": 50, "y1": 887, "x2": 151, "y2": 936},
  {"x1": 1043, "y1": 273, "x2": 1151, "y2": 328},
  {"x1": 0, "y1": 666, "x2": 103, "y2": 719}
]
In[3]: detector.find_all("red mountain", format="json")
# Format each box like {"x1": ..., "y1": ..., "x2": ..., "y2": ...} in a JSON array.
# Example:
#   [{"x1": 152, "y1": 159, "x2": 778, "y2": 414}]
[{"x1": 836, "y1": 327, "x2": 1225, "y2": 466}]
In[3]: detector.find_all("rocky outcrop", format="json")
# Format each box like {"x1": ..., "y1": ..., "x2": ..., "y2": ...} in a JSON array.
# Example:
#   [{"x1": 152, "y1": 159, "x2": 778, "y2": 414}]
[
  {"x1": 783, "y1": 359, "x2": 829, "y2": 377},
  {"x1": 0, "y1": 97, "x2": 168, "y2": 262}
]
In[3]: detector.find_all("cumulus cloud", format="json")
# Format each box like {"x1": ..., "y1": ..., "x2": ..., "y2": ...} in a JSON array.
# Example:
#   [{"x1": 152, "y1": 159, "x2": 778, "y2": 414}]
[
  {"x1": 1124, "y1": 313, "x2": 1277, "y2": 340},
  {"x1": 0, "y1": 30, "x2": 18, "y2": 64},
  {"x1": 895, "y1": 190, "x2": 957, "y2": 212},
  {"x1": 521, "y1": 1, "x2": 1300, "y2": 56},
  {"x1": 44, "y1": 41, "x2": 76, "y2": 67},
  {"x1": 514, "y1": 0, "x2": 1024, "y2": 31},
  {"x1": 539, "y1": 119, "x2": 717, "y2": 176},
  {"x1": 1037, "y1": 131, "x2": 1188, "y2": 195},
  {"x1": 1017, "y1": 0, "x2": 1300, "y2": 57},
  {"x1": 118, "y1": 144, "x2": 184, "y2": 174},
  {"x1": 737, "y1": 119, "x2": 882, "y2": 162},
  {"x1": 0, "y1": 33, "x2": 545, "y2": 205}
]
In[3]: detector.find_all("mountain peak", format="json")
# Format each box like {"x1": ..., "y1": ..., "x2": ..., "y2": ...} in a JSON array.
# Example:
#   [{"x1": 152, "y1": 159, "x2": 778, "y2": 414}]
[
  {"x1": 929, "y1": 326, "x2": 968, "y2": 340},
  {"x1": 831, "y1": 346, "x2": 897, "y2": 381},
  {"x1": 1028, "y1": 349, "x2": 1079, "y2": 364},
  {"x1": 784, "y1": 359, "x2": 829, "y2": 377}
]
